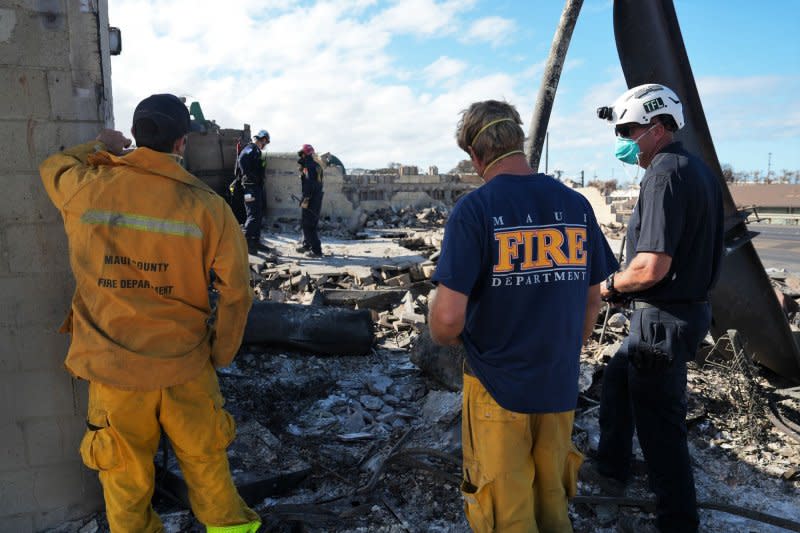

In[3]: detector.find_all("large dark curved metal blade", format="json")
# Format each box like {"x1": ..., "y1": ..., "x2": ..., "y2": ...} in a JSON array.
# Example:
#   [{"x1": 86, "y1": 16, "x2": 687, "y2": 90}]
[{"x1": 613, "y1": 0, "x2": 800, "y2": 380}]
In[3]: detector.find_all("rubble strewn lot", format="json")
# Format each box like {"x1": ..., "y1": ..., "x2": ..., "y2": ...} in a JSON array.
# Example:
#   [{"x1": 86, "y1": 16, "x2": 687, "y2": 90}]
[{"x1": 52, "y1": 213, "x2": 800, "y2": 533}]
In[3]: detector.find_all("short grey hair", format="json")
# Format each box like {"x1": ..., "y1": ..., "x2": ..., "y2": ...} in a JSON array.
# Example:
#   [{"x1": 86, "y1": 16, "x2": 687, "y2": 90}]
[{"x1": 456, "y1": 100, "x2": 525, "y2": 164}]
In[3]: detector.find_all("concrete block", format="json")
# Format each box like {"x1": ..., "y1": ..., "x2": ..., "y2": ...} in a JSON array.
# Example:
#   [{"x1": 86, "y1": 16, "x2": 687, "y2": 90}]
[
  {"x1": 0, "y1": 513, "x2": 33, "y2": 533},
  {"x1": 81, "y1": 459, "x2": 102, "y2": 503},
  {"x1": 0, "y1": 325, "x2": 67, "y2": 373},
  {"x1": 30, "y1": 119, "x2": 101, "y2": 167},
  {"x1": 34, "y1": 501, "x2": 100, "y2": 532},
  {"x1": 0, "y1": 467, "x2": 35, "y2": 515},
  {"x1": 0, "y1": 172, "x2": 61, "y2": 225},
  {"x1": 73, "y1": 378, "x2": 89, "y2": 414},
  {"x1": 47, "y1": 70, "x2": 101, "y2": 122},
  {"x1": 0, "y1": 326, "x2": 21, "y2": 372},
  {"x1": 0, "y1": 119, "x2": 102, "y2": 171},
  {"x1": 0, "y1": 272, "x2": 73, "y2": 327},
  {"x1": 4, "y1": 222, "x2": 69, "y2": 273},
  {"x1": 0, "y1": 68, "x2": 50, "y2": 119},
  {"x1": 31, "y1": 462, "x2": 85, "y2": 513},
  {"x1": 22, "y1": 414, "x2": 84, "y2": 467},
  {"x1": 0, "y1": 371, "x2": 77, "y2": 420},
  {"x1": 0, "y1": 421, "x2": 25, "y2": 470},
  {"x1": 18, "y1": 326, "x2": 69, "y2": 372},
  {"x1": 65, "y1": 1, "x2": 103, "y2": 79},
  {"x1": 0, "y1": 120, "x2": 36, "y2": 172},
  {"x1": 0, "y1": 3, "x2": 71, "y2": 69}
]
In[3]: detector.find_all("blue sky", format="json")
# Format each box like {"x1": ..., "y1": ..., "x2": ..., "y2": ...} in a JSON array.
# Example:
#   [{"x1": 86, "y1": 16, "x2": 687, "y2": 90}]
[{"x1": 108, "y1": 0, "x2": 799, "y2": 182}]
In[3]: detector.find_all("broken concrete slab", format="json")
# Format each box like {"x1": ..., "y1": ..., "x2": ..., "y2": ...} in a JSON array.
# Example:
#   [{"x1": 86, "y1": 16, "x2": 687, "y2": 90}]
[
  {"x1": 367, "y1": 375, "x2": 394, "y2": 395},
  {"x1": 385, "y1": 273, "x2": 412, "y2": 287},
  {"x1": 320, "y1": 288, "x2": 407, "y2": 311},
  {"x1": 409, "y1": 327, "x2": 465, "y2": 391},
  {"x1": 421, "y1": 390, "x2": 462, "y2": 425}
]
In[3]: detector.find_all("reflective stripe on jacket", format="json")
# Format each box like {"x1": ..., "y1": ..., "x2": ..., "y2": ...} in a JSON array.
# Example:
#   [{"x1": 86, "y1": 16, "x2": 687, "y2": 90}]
[{"x1": 40, "y1": 142, "x2": 253, "y2": 390}]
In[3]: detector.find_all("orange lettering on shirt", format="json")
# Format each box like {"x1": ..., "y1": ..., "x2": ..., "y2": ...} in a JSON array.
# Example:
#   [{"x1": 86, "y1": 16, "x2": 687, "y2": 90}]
[
  {"x1": 520, "y1": 230, "x2": 546, "y2": 269},
  {"x1": 536, "y1": 228, "x2": 569, "y2": 268},
  {"x1": 494, "y1": 230, "x2": 523, "y2": 273},
  {"x1": 565, "y1": 227, "x2": 587, "y2": 266}
]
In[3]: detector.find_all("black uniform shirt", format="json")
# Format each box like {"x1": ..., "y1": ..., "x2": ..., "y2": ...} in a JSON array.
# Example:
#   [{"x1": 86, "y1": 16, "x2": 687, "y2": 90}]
[
  {"x1": 301, "y1": 159, "x2": 323, "y2": 198},
  {"x1": 237, "y1": 143, "x2": 265, "y2": 186},
  {"x1": 626, "y1": 142, "x2": 724, "y2": 302}
]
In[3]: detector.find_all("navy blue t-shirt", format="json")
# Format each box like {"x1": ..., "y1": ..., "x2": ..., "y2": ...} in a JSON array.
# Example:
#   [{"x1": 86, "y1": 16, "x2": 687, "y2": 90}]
[
  {"x1": 626, "y1": 142, "x2": 724, "y2": 302},
  {"x1": 433, "y1": 174, "x2": 618, "y2": 413}
]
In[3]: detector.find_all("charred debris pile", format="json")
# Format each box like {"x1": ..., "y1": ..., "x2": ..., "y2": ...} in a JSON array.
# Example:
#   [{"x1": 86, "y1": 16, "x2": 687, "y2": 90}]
[{"x1": 56, "y1": 218, "x2": 800, "y2": 533}]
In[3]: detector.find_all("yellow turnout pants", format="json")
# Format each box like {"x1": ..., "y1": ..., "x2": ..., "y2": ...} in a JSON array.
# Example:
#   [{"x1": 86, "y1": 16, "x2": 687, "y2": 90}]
[
  {"x1": 79, "y1": 361, "x2": 261, "y2": 533},
  {"x1": 461, "y1": 374, "x2": 582, "y2": 533}
]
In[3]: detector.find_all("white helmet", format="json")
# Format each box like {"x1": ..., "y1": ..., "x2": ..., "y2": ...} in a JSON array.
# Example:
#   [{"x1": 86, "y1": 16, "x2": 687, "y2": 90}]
[{"x1": 597, "y1": 83, "x2": 684, "y2": 130}]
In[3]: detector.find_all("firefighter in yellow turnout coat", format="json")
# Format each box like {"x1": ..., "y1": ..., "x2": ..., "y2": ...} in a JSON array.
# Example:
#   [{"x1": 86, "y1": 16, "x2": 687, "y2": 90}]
[{"x1": 39, "y1": 94, "x2": 261, "y2": 533}]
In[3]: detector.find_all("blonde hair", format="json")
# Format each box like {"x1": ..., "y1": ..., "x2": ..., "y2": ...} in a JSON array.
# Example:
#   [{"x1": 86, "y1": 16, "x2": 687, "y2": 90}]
[{"x1": 456, "y1": 100, "x2": 525, "y2": 164}]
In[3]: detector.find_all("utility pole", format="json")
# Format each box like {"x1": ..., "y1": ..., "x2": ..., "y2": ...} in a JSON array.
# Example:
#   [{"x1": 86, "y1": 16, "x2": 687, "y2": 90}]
[
  {"x1": 525, "y1": 0, "x2": 584, "y2": 172},
  {"x1": 544, "y1": 131, "x2": 549, "y2": 174},
  {"x1": 581, "y1": 170, "x2": 585, "y2": 187},
  {"x1": 767, "y1": 152, "x2": 772, "y2": 183}
]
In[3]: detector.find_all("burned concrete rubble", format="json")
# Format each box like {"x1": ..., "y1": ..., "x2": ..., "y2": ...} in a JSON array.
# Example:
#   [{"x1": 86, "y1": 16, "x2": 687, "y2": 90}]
[{"x1": 54, "y1": 219, "x2": 800, "y2": 533}]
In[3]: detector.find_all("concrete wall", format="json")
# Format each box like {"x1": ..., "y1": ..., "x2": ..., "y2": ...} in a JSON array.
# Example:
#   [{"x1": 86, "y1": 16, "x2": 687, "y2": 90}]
[
  {"x1": 574, "y1": 186, "x2": 618, "y2": 226},
  {"x1": 262, "y1": 155, "x2": 475, "y2": 220},
  {"x1": 0, "y1": 0, "x2": 112, "y2": 529}
]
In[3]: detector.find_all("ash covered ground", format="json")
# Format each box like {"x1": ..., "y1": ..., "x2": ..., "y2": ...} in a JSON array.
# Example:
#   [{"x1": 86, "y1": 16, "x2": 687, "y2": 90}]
[{"x1": 52, "y1": 211, "x2": 800, "y2": 533}]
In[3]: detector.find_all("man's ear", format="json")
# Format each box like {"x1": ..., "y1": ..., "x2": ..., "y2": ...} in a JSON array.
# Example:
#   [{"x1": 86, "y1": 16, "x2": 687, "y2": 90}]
[
  {"x1": 173, "y1": 136, "x2": 186, "y2": 155},
  {"x1": 467, "y1": 146, "x2": 482, "y2": 172}
]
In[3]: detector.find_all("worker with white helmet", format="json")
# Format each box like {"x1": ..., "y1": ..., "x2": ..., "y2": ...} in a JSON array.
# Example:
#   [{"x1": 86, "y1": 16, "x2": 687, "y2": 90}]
[
  {"x1": 591, "y1": 83, "x2": 724, "y2": 532},
  {"x1": 237, "y1": 129, "x2": 270, "y2": 254}
]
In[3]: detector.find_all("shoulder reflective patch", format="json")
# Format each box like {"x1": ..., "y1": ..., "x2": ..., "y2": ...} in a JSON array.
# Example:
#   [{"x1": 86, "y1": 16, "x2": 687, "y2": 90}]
[{"x1": 80, "y1": 209, "x2": 203, "y2": 239}]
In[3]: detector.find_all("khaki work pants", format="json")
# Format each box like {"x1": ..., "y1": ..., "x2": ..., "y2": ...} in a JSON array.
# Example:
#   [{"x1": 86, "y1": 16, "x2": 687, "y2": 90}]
[
  {"x1": 79, "y1": 361, "x2": 261, "y2": 533},
  {"x1": 461, "y1": 374, "x2": 582, "y2": 533}
]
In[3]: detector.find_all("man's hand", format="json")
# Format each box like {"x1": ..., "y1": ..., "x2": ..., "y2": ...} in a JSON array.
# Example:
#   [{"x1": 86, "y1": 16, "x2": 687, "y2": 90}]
[
  {"x1": 96, "y1": 129, "x2": 132, "y2": 155},
  {"x1": 300, "y1": 197, "x2": 310, "y2": 209},
  {"x1": 599, "y1": 284, "x2": 614, "y2": 301}
]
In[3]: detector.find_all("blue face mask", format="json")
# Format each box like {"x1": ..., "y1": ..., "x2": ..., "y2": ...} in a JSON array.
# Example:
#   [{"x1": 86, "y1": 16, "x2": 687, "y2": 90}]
[
  {"x1": 614, "y1": 125, "x2": 655, "y2": 165},
  {"x1": 614, "y1": 137, "x2": 640, "y2": 164}
]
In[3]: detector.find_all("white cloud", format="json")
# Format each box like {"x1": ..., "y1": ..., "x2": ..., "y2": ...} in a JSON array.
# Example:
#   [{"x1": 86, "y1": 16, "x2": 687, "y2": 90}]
[
  {"x1": 463, "y1": 16, "x2": 517, "y2": 47},
  {"x1": 423, "y1": 56, "x2": 467, "y2": 86},
  {"x1": 696, "y1": 75, "x2": 784, "y2": 97},
  {"x1": 104, "y1": 2, "x2": 799, "y2": 178},
  {"x1": 372, "y1": 0, "x2": 475, "y2": 37},
  {"x1": 107, "y1": 0, "x2": 521, "y2": 172}
]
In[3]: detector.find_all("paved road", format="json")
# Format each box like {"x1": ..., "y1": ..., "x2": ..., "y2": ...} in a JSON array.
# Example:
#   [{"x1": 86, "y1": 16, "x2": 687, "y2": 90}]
[
  {"x1": 609, "y1": 224, "x2": 800, "y2": 272},
  {"x1": 750, "y1": 224, "x2": 800, "y2": 272}
]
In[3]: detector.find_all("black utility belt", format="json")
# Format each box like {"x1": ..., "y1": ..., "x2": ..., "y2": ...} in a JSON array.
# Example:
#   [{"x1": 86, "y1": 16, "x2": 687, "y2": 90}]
[{"x1": 632, "y1": 299, "x2": 708, "y2": 310}]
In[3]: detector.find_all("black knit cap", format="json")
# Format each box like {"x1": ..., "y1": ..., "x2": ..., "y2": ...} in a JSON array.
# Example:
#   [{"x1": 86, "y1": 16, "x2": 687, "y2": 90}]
[{"x1": 132, "y1": 94, "x2": 191, "y2": 145}]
